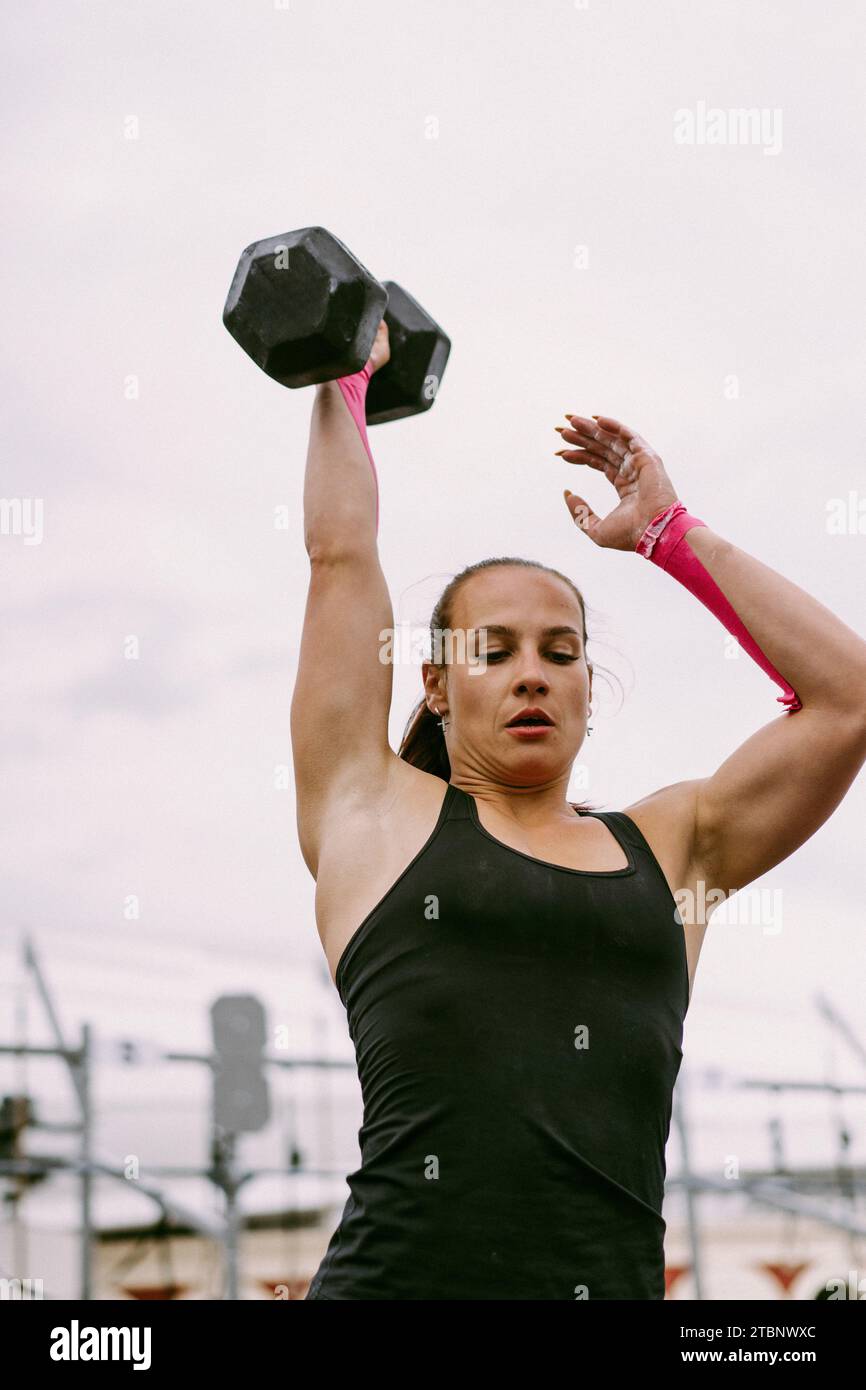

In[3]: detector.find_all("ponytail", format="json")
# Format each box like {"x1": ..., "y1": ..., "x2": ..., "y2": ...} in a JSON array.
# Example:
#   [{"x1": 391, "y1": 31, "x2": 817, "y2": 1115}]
[{"x1": 398, "y1": 697, "x2": 450, "y2": 780}]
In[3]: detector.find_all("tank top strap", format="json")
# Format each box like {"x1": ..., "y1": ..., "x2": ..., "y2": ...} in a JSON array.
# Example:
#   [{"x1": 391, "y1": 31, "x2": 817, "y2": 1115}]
[
  {"x1": 595, "y1": 809, "x2": 657, "y2": 860},
  {"x1": 571, "y1": 806, "x2": 638, "y2": 869},
  {"x1": 578, "y1": 808, "x2": 644, "y2": 852},
  {"x1": 442, "y1": 781, "x2": 472, "y2": 820},
  {"x1": 587, "y1": 808, "x2": 681, "y2": 917}
]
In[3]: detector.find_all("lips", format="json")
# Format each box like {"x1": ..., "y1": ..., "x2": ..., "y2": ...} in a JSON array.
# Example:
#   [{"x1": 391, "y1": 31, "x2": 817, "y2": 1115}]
[{"x1": 506, "y1": 707, "x2": 554, "y2": 727}]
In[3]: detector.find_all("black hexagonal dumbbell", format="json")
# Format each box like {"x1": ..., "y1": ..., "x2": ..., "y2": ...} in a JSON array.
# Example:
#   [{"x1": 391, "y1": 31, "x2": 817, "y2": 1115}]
[{"x1": 222, "y1": 226, "x2": 450, "y2": 425}]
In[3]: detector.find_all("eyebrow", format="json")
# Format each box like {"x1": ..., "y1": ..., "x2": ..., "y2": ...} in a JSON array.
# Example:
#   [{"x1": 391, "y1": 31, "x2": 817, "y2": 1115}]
[{"x1": 476, "y1": 625, "x2": 581, "y2": 638}]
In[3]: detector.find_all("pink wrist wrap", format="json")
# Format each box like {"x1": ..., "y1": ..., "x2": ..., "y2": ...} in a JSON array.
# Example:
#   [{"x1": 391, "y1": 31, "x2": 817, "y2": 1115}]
[
  {"x1": 636, "y1": 501, "x2": 802, "y2": 713},
  {"x1": 336, "y1": 362, "x2": 379, "y2": 535}
]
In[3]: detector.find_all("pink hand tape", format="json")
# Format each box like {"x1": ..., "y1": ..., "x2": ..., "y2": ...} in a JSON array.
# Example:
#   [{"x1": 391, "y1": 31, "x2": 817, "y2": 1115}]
[
  {"x1": 336, "y1": 361, "x2": 379, "y2": 536},
  {"x1": 636, "y1": 502, "x2": 802, "y2": 713}
]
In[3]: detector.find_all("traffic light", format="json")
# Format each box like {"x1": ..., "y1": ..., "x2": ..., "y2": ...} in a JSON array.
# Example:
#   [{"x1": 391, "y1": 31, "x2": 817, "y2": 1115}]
[{"x1": 210, "y1": 995, "x2": 270, "y2": 1133}]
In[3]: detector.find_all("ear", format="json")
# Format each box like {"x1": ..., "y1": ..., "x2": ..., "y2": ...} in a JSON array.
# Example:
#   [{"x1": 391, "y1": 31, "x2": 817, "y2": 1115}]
[{"x1": 422, "y1": 660, "x2": 447, "y2": 709}]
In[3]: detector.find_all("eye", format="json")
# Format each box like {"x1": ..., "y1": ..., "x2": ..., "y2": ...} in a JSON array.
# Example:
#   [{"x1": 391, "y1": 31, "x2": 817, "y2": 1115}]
[{"x1": 482, "y1": 650, "x2": 578, "y2": 663}]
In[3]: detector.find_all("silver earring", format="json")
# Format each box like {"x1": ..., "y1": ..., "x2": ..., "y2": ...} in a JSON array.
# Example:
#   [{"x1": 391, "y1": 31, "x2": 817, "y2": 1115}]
[{"x1": 431, "y1": 705, "x2": 449, "y2": 731}]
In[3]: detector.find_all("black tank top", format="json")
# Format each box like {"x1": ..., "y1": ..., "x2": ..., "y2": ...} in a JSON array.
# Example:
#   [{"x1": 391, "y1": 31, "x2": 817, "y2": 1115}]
[{"x1": 305, "y1": 781, "x2": 689, "y2": 1301}]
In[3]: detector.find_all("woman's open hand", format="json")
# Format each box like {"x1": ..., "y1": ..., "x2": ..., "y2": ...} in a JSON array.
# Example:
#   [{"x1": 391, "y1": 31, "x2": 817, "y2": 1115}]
[{"x1": 555, "y1": 414, "x2": 678, "y2": 551}]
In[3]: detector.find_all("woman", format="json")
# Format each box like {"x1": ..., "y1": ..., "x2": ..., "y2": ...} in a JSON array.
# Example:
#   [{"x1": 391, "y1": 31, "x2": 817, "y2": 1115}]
[{"x1": 292, "y1": 323, "x2": 866, "y2": 1300}]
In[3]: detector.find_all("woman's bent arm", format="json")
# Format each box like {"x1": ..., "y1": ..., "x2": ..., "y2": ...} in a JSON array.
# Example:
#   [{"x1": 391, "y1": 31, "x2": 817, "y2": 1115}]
[
  {"x1": 681, "y1": 527, "x2": 866, "y2": 891},
  {"x1": 684, "y1": 526, "x2": 866, "y2": 718},
  {"x1": 556, "y1": 413, "x2": 866, "y2": 896}
]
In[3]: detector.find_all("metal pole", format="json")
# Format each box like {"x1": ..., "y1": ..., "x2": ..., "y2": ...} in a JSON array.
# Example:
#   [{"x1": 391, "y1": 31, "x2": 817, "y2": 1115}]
[
  {"x1": 23, "y1": 937, "x2": 85, "y2": 1108},
  {"x1": 79, "y1": 1023, "x2": 93, "y2": 1300},
  {"x1": 671, "y1": 1171, "x2": 866, "y2": 1235},
  {"x1": 224, "y1": 1182, "x2": 239, "y2": 1301},
  {"x1": 21, "y1": 935, "x2": 93, "y2": 1298},
  {"x1": 211, "y1": 1130, "x2": 240, "y2": 1300}
]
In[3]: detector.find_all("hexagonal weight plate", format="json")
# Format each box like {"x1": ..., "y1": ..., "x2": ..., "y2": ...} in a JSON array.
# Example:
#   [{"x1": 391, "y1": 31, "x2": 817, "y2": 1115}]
[
  {"x1": 365, "y1": 281, "x2": 452, "y2": 425},
  {"x1": 222, "y1": 226, "x2": 387, "y2": 388}
]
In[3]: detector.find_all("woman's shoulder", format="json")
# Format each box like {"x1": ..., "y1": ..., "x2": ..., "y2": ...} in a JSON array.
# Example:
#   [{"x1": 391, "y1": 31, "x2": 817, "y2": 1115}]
[
  {"x1": 621, "y1": 777, "x2": 702, "y2": 824},
  {"x1": 619, "y1": 778, "x2": 704, "y2": 879}
]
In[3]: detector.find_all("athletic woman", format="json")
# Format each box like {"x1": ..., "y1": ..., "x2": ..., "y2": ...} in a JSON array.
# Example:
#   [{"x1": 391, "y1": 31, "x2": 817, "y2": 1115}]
[{"x1": 292, "y1": 322, "x2": 866, "y2": 1300}]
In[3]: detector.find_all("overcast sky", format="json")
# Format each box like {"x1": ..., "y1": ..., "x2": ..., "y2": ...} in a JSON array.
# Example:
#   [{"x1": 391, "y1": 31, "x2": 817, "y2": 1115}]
[{"x1": 3, "y1": 0, "x2": 866, "y2": 1218}]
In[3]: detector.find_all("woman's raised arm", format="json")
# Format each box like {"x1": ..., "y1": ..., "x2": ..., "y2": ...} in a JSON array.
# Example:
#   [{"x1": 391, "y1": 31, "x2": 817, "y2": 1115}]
[{"x1": 291, "y1": 328, "x2": 397, "y2": 877}]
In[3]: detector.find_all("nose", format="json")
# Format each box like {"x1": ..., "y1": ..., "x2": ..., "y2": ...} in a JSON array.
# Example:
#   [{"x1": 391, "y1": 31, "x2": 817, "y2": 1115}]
[{"x1": 512, "y1": 655, "x2": 549, "y2": 694}]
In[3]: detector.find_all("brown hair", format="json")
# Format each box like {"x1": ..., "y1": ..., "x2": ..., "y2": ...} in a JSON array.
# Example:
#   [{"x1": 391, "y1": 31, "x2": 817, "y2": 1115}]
[{"x1": 397, "y1": 557, "x2": 613, "y2": 810}]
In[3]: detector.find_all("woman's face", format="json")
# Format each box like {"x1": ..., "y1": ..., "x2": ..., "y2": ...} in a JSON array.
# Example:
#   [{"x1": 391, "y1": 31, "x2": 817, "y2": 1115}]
[{"x1": 424, "y1": 566, "x2": 592, "y2": 782}]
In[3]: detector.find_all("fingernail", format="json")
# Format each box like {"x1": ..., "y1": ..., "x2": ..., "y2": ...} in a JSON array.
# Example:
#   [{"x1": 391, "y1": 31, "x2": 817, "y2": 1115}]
[
  {"x1": 554, "y1": 426, "x2": 566, "y2": 434},
  {"x1": 554, "y1": 449, "x2": 569, "y2": 457}
]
